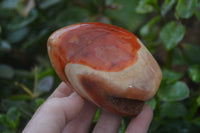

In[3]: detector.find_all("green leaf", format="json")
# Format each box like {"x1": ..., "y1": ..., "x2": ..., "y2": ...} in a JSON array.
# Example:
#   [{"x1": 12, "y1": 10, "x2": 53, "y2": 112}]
[
  {"x1": 119, "y1": 119, "x2": 126, "y2": 133},
  {"x1": 0, "y1": 40, "x2": 11, "y2": 51},
  {"x1": 171, "y1": 43, "x2": 199, "y2": 66},
  {"x1": 0, "y1": 25, "x2": 2, "y2": 35},
  {"x1": 7, "y1": 107, "x2": 21, "y2": 129},
  {"x1": 0, "y1": 114, "x2": 8, "y2": 127},
  {"x1": 140, "y1": 16, "x2": 161, "y2": 37},
  {"x1": 196, "y1": 12, "x2": 200, "y2": 21},
  {"x1": 162, "y1": 69, "x2": 184, "y2": 84},
  {"x1": 188, "y1": 65, "x2": 200, "y2": 83},
  {"x1": 161, "y1": 0, "x2": 176, "y2": 16},
  {"x1": 147, "y1": 120, "x2": 160, "y2": 133},
  {"x1": 160, "y1": 21, "x2": 185, "y2": 51},
  {"x1": 105, "y1": 0, "x2": 114, "y2": 6},
  {"x1": 161, "y1": 102, "x2": 187, "y2": 118},
  {"x1": 183, "y1": 43, "x2": 200, "y2": 64},
  {"x1": 192, "y1": 117, "x2": 200, "y2": 126},
  {"x1": 158, "y1": 81, "x2": 189, "y2": 101},
  {"x1": 23, "y1": 28, "x2": 49, "y2": 48},
  {"x1": 176, "y1": 0, "x2": 197, "y2": 19},
  {"x1": 196, "y1": 1, "x2": 200, "y2": 20},
  {"x1": 2, "y1": 100, "x2": 34, "y2": 119},
  {"x1": 35, "y1": 98, "x2": 45, "y2": 107},
  {"x1": 93, "y1": 109, "x2": 101, "y2": 122},
  {"x1": 197, "y1": 96, "x2": 200, "y2": 106},
  {"x1": 1, "y1": 0, "x2": 20, "y2": 9},
  {"x1": 146, "y1": 98, "x2": 157, "y2": 110},
  {"x1": 54, "y1": 6, "x2": 90, "y2": 27},
  {"x1": 7, "y1": 27, "x2": 30, "y2": 43},
  {"x1": 106, "y1": 0, "x2": 146, "y2": 31},
  {"x1": 136, "y1": 0, "x2": 155, "y2": 14},
  {"x1": 38, "y1": 68, "x2": 55, "y2": 80},
  {"x1": 0, "y1": 64, "x2": 14, "y2": 79},
  {"x1": 40, "y1": 0, "x2": 61, "y2": 9},
  {"x1": 155, "y1": 119, "x2": 198, "y2": 132},
  {"x1": 7, "y1": 10, "x2": 38, "y2": 30}
]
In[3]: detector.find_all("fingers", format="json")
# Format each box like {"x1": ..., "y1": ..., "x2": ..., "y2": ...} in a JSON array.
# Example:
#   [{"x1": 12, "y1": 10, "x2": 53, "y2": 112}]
[
  {"x1": 62, "y1": 101, "x2": 98, "y2": 133},
  {"x1": 92, "y1": 110, "x2": 122, "y2": 133},
  {"x1": 23, "y1": 82, "x2": 153, "y2": 133},
  {"x1": 49, "y1": 82, "x2": 74, "y2": 99},
  {"x1": 125, "y1": 104, "x2": 153, "y2": 133},
  {"x1": 23, "y1": 92, "x2": 85, "y2": 133},
  {"x1": 32, "y1": 82, "x2": 74, "y2": 116}
]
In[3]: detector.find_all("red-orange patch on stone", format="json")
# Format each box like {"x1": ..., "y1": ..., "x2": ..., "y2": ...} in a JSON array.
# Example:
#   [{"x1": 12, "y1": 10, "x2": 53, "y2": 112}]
[{"x1": 48, "y1": 22, "x2": 141, "y2": 77}]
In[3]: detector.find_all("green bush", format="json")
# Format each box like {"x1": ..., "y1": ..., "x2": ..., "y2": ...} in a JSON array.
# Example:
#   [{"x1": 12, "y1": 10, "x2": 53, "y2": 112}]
[{"x1": 0, "y1": 0, "x2": 199, "y2": 132}]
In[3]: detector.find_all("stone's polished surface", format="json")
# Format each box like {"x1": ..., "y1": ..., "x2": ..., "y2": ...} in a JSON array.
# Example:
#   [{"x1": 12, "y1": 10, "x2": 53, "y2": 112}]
[{"x1": 48, "y1": 22, "x2": 162, "y2": 116}]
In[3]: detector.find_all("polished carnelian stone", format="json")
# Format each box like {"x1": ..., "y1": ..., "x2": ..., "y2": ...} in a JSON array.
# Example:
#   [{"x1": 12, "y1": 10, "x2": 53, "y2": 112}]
[{"x1": 48, "y1": 22, "x2": 141, "y2": 82}]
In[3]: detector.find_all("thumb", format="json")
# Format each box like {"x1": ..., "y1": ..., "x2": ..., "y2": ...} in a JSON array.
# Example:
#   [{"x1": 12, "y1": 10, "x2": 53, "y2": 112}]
[{"x1": 23, "y1": 92, "x2": 85, "y2": 133}]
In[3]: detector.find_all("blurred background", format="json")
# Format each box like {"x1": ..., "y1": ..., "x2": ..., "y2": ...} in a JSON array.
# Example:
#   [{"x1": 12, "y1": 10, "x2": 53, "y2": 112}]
[{"x1": 0, "y1": 0, "x2": 200, "y2": 132}]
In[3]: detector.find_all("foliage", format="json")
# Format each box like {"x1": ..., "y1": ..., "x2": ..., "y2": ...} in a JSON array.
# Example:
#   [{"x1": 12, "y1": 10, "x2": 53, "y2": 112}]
[{"x1": 0, "y1": 0, "x2": 200, "y2": 132}]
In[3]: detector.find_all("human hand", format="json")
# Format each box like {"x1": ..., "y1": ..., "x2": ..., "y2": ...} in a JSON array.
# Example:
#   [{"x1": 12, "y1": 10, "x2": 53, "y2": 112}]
[{"x1": 23, "y1": 82, "x2": 153, "y2": 133}]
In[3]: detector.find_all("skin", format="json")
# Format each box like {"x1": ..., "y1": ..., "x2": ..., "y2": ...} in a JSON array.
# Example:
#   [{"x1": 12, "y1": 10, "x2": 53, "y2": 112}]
[{"x1": 23, "y1": 82, "x2": 153, "y2": 133}]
